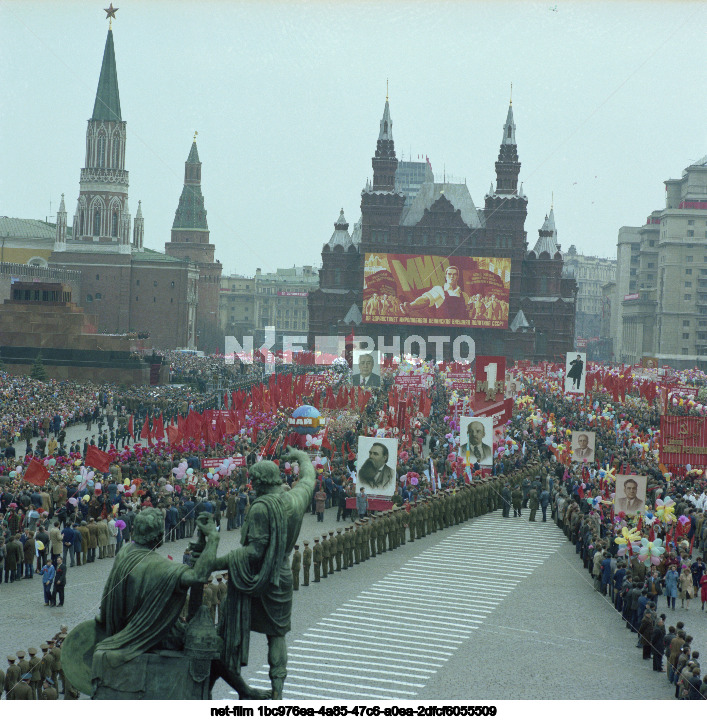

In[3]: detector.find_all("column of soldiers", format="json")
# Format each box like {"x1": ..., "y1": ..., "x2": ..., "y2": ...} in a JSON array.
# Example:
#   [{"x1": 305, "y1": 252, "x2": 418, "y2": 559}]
[
  {"x1": 2, "y1": 627, "x2": 78, "y2": 700},
  {"x1": 290, "y1": 476, "x2": 505, "y2": 589}
]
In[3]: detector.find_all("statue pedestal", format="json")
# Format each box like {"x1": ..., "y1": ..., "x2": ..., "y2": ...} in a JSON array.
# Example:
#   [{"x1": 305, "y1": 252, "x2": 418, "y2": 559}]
[{"x1": 92, "y1": 649, "x2": 212, "y2": 700}]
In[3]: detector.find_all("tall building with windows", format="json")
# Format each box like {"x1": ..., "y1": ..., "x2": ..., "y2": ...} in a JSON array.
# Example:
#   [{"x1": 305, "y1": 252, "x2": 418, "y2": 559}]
[
  {"x1": 616, "y1": 156, "x2": 707, "y2": 367},
  {"x1": 562, "y1": 245, "x2": 616, "y2": 341},
  {"x1": 220, "y1": 266, "x2": 319, "y2": 348}
]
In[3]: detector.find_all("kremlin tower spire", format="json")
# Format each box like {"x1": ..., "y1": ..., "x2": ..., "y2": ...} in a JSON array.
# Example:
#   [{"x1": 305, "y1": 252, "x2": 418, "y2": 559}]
[
  {"x1": 165, "y1": 134, "x2": 222, "y2": 351},
  {"x1": 372, "y1": 84, "x2": 397, "y2": 191},
  {"x1": 72, "y1": 13, "x2": 129, "y2": 245},
  {"x1": 54, "y1": 194, "x2": 67, "y2": 252}
]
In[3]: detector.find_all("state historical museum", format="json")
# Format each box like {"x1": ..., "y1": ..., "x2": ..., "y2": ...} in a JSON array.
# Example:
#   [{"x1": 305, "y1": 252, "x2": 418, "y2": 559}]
[{"x1": 308, "y1": 98, "x2": 577, "y2": 361}]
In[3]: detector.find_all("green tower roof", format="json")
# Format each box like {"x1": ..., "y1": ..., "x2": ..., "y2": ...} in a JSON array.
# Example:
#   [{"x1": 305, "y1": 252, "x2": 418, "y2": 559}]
[
  {"x1": 172, "y1": 142, "x2": 208, "y2": 230},
  {"x1": 92, "y1": 29, "x2": 122, "y2": 122}
]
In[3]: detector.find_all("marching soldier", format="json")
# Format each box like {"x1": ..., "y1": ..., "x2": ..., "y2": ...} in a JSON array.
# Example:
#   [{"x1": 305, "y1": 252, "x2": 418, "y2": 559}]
[
  {"x1": 342, "y1": 527, "x2": 352, "y2": 569},
  {"x1": 328, "y1": 532, "x2": 336, "y2": 574},
  {"x1": 408, "y1": 503, "x2": 417, "y2": 542},
  {"x1": 38, "y1": 644, "x2": 53, "y2": 689},
  {"x1": 28, "y1": 647, "x2": 42, "y2": 699},
  {"x1": 353, "y1": 521, "x2": 362, "y2": 564},
  {"x1": 369, "y1": 517, "x2": 377, "y2": 558},
  {"x1": 302, "y1": 541, "x2": 312, "y2": 586},
  {"x1": 416, "y1": 502, "x2": 426, "y2": 538},
  {"x1": 399, "y1": 505, "x2": 408, "y2": 545},
  {"x1": 312, "y1": 537, "x2": 322, "y2": 582},
  {"x1": 291, "y1": 545, "x2": 301, "y2": 591},
  {"x1": 14, "y1": 673, "x2": 34, "y2": 700},
  {"x1": 320, "y1": 533, "x2": 329, "y2": 580},
  {"x1": 16, "y1": 650, "x2": 29, "y2": 678},
  {"x1": 360, "y1": 520, "x2": 369, "y2": 562},
  {"x1": 41, "y1": 677, "x2": 59, "y2": 700},
  {"x1": 5, "y1": 655, "x2": 21, "y2": 700},
  {"x1": 48, "y1": 638, "x2": 64, "y2": 694},
  {"x1": 377, "y1": 513, "x2": 387, "y2": 553},
  {"x1": 335, "y1": 529, "x2": 344, "y2": 571}
]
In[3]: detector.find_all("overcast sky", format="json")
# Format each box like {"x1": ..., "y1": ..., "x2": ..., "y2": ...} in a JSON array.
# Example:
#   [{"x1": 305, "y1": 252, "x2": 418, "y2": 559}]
[{"x1": 1, "y1": 1, "x2": 705, "y2": 276}]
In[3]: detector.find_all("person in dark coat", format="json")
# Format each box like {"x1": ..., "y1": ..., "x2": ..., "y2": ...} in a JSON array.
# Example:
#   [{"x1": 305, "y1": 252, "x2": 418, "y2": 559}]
[
  {"x1": 501, "y1": 484, "x2": 512, "y2": 518},
  {"x1": 651, "y1": 616, "x2": 666, "y2": 671}
]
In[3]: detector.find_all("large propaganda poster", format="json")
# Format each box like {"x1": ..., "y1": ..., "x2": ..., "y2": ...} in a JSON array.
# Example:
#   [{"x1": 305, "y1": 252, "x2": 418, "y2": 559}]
[
  {"x1": 660, "y1": 416, "x2": 707, "y2": 466},
  {"x1": 362, "y1": 252, "x2": 510, "y2": 328},
  {"x1": 564, "y1": 352, "x2": 586, "y2": 395},
  {"x1": 355, "y1": 437, "x2": 399, "y2": 497},
  {"x1": 475, "y1": 355, "x2": 506, "y2": 401}
]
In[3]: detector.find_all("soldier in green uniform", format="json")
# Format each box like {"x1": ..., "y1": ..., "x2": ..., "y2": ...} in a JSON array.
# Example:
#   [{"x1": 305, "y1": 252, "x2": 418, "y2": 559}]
[
  {"x1": 302, "y1": 540, "x2": 312, "y2": 586},
  {"x1": 41, "y1": 677, "x2": 59, "y2": 700},
  {"x1": 341, "y1": 528, "x2": 351, "y2": 570},
  {"x1": 528, "y1": 489, "x2": 539, "y2": 522},
  {"x1": 353, "y1": 521, "x2": 362, "y2": 564},
  {"x1": 28, "y1": 647, "x2": 42, "y2": 699},
  {"x1": 13, "y1": 673, "x2": 34, "y2": 700},
  {"x1": 291, "y1": 544, "x2": 301, "y2": 591},
  {"x1": 38, "y1": 644, "x2": 53, "y2": 690},
  {"x1": 320, "y1": 533, "x2": 329, "y2": 579},
  {"x1": 368, "y1": 517, "x2": 377, "y2": 558},
  {"x1": 16, "y1": 650, "x2": 29, "y2": 678},
  {"x1": 376, "y1": 513, "x2": 386, "y2": 552},
  {"x1": 48, "y1": 638, "x2": 63, "y2": 694},
  {"x1": 361, "y1": 520, "x2": 370, "y2": 561},
  {"x1": 385, "y1": 511, "x2": 395, "y2": 549},
  {"x1": 328, "y1": 532, "x2": 336, "y2": 573},
  {"x1": 416, "y1": 502, "x2": 426, "y2": 538},
  {"x1": 399, "y1": 505, "x2": 408, "y2": 545},
  {"x1": 408, "y1": 503, "x2": 416, "y2": 542},
  {"x1": 335, "y1": 529, "x2": 344, "y2": 571},
  {"x1": 5, "y1": 655, "x2": 21, "y2": 700},
  {"x1": 511, "y1": 484, "x2": 523, "y2": 517},
  {"x1": 312, "y1": 537, "x2": 322, "y2": 582}
]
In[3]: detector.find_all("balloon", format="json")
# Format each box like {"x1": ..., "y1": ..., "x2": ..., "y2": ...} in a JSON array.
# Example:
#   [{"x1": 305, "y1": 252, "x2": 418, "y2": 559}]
[
  {"x1": 16, "y1": 465, "x2": 22, "y2": 473},
  {"x1": 87, "y1": 480, "x2": 94, "y2": 487},
  {"x1": 94, "y1": 488, "x2": 102, "y2": 496},
  {"x1": 83, "y1": 495, "x2": 90, "y2": 502},
  {"x1": 130, "y1": 484, "x2": 136, "y2": 493},
  {"x1": 186, "y1": 468, "x2": 194, "y2": 475},
  {"x1": 94, "y1": 482, "x2": 102, "y2": 491},
  {"x1": 115, "y1": 519, "x2": 126, "y2": 530},
  {"x1": 207, "y1": 473, "x2": 213, "y2": 479},
  {"x1": 165, "y1": 484, "x2": 174, "y2": 492},
  {"x1": 173, "y1": 468, "x2": 180, "y2": 475},
  {"x1": 9, "y1": 471, "x2": 16, "y2": 478},
  {"x1": 75, "y1": 474, "x2": 83, "y2": 482},
  {"x1": 68, "y1": 497, "x2": 78, "y2": 506},
  {"x1": 213, "y1": 473, "x2": 219, "y2": 481},
  {"x1": 124, "y1": 480, "x2": 130, "y2": 487},
  {"x1": 35, "y1": 541, "x2": 45, "y2": 551},
  {"x1": 174, "y1": 469, "x2": 185, "y2": 480},
  {"x1": 88, "y1": 471, "x2": 95, "y2": 480}
]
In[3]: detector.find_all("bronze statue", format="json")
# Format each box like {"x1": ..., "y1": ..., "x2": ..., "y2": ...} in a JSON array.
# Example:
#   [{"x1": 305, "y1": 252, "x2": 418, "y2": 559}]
[{"x1": 210, "y1": 448, "x2": 315, "y2": 700}]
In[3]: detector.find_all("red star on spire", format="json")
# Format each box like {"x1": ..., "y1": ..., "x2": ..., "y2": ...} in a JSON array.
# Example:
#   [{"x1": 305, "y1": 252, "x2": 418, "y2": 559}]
[{"x1": 104, "y1": 3, "x2": 118, "y2": 20}]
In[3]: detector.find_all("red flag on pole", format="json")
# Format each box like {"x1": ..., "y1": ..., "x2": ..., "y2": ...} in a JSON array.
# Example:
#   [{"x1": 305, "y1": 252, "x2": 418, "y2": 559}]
[
  {"x1": 141, "y1": 416, "x2": 152, "y2": 443},
  {"x1": 166, "y1": 425, "x2": 180, "y2": 446},
  {"x1": 153, "y1": 414, "x2": 165, "y2": 442},
  {"x1": 85, "y1": 445, "x2": 111, "y2": 473},
  {"x1": 128, "y1": 414, "x2": 134, "y2": 439},
  {"x1": 24, "y1": 458, "x2": 50, "y2": 486}
]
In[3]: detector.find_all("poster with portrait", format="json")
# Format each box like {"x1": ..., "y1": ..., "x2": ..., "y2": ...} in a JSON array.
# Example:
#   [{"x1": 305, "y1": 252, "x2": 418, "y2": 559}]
[
  {"x1": 570, "y1": 431, "x2": 595, "y2": 463},
  {"x1": 355, "y1": 436, "x2": 398, "y2": 497},
  {"x1": 614, "y1": 475, "x2": 647, "y2": 516},
  {"x1": 352, "y1": 349, "x2": 381, "y2": 388},
  {"x1": 564, "y1": 351, "x2": 586, "y2": 395},
  {"x1": 504, "y1": 373, "x2": 519, "y2": 399},
  {"x1": 458, "y1": 416, "x2": 494, "y2": 466}
]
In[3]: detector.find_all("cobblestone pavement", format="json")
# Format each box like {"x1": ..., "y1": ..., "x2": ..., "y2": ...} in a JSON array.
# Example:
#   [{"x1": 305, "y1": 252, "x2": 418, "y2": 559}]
[{"x1": 2, "y1": 505, "x2": 704, "y2": 700}]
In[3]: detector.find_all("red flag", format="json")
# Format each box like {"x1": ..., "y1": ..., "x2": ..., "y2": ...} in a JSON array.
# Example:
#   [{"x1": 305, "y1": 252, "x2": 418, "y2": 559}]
[
  {"x1": 141, "y1": 416, "x2": 152, "y2": 443},
  {"x1": 321, "y1": 429, "x2": 332, "y2": 453},
  {"x1": 128, "y1": 414, "x2": 134, "y2": 439},
  {"x1": 166, "y1": 425, "x2": 180, "y2": 446},
  {"x1": 24, "y1": 458, "x2": 50, "y2": 486},
  {"x1": 153, "y1": 414, "x2": 165, "y2": 441},
  {"x1": 85, "y1": 445, "x2": 111, "y2": 473}
]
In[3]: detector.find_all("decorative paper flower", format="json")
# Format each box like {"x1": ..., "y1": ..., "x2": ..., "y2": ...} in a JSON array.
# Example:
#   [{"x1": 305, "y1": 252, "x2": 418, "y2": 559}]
[
  {"x1": 636, "y1": 537, "x2": 666, "y2": 567},
  {"x1": 655, "y1": 497, "x2": 676, "y2": 523},
  {"x1": 615, "y1": 526, "x2": 641, "y2": 556}
]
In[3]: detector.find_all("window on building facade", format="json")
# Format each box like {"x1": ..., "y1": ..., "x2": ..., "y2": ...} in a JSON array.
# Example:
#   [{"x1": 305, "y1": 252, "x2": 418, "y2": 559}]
[
  {"x1": 86, "y1": 294, "x2": 93, "y2": 303},
  {"x1": 686, "y1": 268, "x2": 693, "y2": 274},
  {"x1": 683, "y1": 333, "x2": 690, "y2": 339},
  {"x1": 95, "y1": 293, "x2": 102, "y2": 300},
  {"x1": 688, "y1": 230, "x2": 695, "y2": 237},
  {"x1": 683, "y1": 320, "x2": 690, "y2": 327},
  {"x1": 688, "y1": 220, "x2": 694, "y2": 225},
  {"x1": 136, "y1": 279, "x2": 140, "y2": 286},
  {"x1": 93, "y1": 209, "x2": 101, "y2": 236},
  {"x1": 685, "y1": 294, "x2": 692, "y2": 300},
  {"x1": 682, "y1": 348, "x2": 689, "y2": 354},
  {"x1": 112, "y1": 212, "x2": 118, "y2": 237},
  {"x1": 686, "y1": 282, "x2": 692, "y2": 288},
  {"x1": 687, "y1": 256, "x2": 694, "y2": 263}
]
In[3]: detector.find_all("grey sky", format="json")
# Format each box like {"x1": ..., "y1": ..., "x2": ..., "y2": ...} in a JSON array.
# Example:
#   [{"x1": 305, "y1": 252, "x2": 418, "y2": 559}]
[{"x1": 1, "y1": 1, "x2": 705, "y2": 276}]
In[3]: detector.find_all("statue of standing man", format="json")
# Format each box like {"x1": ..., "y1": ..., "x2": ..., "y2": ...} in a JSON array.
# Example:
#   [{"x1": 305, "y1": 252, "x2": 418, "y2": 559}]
[{"x1": 209, "y1": 448, "x2": 315, "y2": 700}]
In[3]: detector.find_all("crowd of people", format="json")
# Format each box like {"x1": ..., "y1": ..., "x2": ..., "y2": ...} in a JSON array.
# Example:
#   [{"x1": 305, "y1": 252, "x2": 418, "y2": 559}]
[{"x1": 2, "y1": 354, "x2": 707, "y2": 700}]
